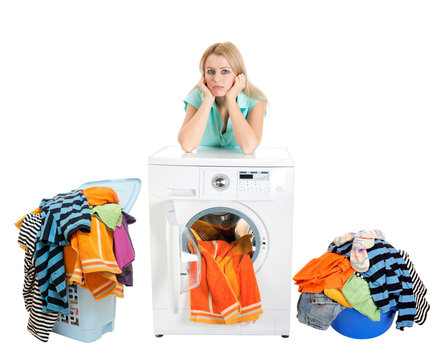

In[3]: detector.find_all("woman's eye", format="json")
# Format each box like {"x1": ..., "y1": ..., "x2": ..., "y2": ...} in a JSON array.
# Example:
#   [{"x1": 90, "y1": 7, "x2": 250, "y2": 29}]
[
  {"x1": 221, "y1": 69, "x2": 230, "y2": 74},
  {"x1": 207, "y1": 69, "x2": 215, "y2": 75}
]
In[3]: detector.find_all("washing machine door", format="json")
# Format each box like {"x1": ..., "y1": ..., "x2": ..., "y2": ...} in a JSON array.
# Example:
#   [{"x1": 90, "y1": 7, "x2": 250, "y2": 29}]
[
  {"x1": 165, "y1": 202, "x2": 202, "y2": 314},
  {"x1": 165, "y1": 200, "x2": 269, "y2": 314},
  {"x1": 177, "y1": 201, "x2": 269, "y2": 274}
]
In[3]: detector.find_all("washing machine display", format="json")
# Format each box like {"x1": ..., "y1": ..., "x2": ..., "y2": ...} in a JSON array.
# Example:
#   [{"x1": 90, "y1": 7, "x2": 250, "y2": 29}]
[{"x1": 239, "y1": 170, "x2": 269, "y2": 181}]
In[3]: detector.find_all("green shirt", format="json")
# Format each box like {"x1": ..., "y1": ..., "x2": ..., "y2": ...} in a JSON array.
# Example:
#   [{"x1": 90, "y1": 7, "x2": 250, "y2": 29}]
[
  {"x1": 184, "y1": 87, "x2": 262, "y2": 148},
  {"x1": 89, "y1": 204, "x2": 123, "y2": 231},
  {"x1": 342, "y1": 274, "x2": 381, "y2": 322}
]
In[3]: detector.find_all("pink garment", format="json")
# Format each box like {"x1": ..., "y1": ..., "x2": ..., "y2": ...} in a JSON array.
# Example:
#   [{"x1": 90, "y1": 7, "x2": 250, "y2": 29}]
[{"x1": 113, "y1": 212, "x2": 136, "y2": 285}]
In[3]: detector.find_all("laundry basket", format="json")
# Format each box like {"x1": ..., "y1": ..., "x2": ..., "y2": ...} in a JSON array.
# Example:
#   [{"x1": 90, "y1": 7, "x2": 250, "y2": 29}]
[
  {"x1": 331, "y1": 307, "x2": 396, "y2": 339},
  {"x1": 51, "y1": 178, "x2": 141, "y2": 342},
  {"x1": 52, "y1": 284, "x2": 116, "y2": 342}
]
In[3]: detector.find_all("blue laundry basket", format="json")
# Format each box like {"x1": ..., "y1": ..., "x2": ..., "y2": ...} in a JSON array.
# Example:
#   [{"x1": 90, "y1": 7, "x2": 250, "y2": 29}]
[
  {"x1": 52, "y1": 284, "x2": 116, "y2": 342},
  {"x1": 331, "y1": 307, "x2": 396, "y2": 339},
  {"x1": 51, "y1": 178, "x2": 141, "y2": 342}
]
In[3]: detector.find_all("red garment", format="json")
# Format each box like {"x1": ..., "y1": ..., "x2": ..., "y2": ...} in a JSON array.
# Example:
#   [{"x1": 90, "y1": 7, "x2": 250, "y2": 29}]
[{"x1": 293, "y1": 252, "x2": 354, "y2": 293}]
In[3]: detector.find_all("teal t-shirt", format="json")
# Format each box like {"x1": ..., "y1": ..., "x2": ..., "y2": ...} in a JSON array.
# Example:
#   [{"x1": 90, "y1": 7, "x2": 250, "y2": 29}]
[{"x1": 184, "y1": 87, "x2": 262, "y2": 148}]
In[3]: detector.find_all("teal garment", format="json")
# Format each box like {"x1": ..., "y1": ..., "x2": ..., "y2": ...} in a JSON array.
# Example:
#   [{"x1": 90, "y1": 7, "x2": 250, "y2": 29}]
[
  {"x1": 89, "y1": 204, "x2": 123, "y2": 231},
  {"x1": 184, "y1": 87, "x2": 263, "y2": 148},
  {"x1": 342, "y1": 274, "x2": 381, "y2": 322}
]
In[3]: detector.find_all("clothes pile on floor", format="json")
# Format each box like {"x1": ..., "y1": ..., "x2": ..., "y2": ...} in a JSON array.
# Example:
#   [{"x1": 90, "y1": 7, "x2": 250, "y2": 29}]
[
  {"x1": 188, "y1": 220, "x2": 263, "y2": 325},
  {"x1": 16, "y1": 187, "x2": 136, "y2": 342},
  {"x1": 293, "y1": 230, "x2": 430, "y2": 332}
]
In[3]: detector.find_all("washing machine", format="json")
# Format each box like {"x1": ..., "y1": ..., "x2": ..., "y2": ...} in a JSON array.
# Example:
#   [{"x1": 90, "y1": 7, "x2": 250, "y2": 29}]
[{"x1": 148, "y1": 146, "x2": 294, "y2": 336}]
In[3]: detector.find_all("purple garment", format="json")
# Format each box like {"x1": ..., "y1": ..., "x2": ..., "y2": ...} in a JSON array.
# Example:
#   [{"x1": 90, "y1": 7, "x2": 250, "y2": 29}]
[{"x1": 113, "y1": 212, "x2": 136, "y2": 286}]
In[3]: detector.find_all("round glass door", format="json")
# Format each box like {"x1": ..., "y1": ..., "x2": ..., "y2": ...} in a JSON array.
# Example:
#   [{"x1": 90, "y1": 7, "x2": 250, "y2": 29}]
[{"x1": 185, "y1": 206, "x2": 268, "y2": 273}]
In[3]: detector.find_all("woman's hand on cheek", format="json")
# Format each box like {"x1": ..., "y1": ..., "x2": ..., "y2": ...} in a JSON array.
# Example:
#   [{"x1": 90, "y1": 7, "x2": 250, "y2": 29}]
[
  {"x1": 226, "y1": 74, "x2": 246, "y2": 103},
  {"x1": 198, "y1": 75, "x2": 215, "y2": 103}
]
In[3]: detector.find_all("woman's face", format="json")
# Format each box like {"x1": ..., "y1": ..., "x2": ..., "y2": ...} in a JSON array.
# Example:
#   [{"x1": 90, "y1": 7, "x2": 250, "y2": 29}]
[{"x1": 204, "y1": 54, "x2": 236, "y2": 97}]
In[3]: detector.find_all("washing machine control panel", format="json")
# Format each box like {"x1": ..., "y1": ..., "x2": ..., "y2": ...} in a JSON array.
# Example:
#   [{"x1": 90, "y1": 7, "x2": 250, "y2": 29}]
[
  {"x1": 238, "y1": 171, "x2": 270, "y2": 194},
  {"x1": 202, "y1": 167, "x2": 293, "y2": 199}
]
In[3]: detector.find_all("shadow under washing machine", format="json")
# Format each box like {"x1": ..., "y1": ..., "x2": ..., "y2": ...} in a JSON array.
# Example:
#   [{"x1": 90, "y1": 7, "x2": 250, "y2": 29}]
[{"x1": 148, "y1": 146, "x2": 294, "y2": 337}]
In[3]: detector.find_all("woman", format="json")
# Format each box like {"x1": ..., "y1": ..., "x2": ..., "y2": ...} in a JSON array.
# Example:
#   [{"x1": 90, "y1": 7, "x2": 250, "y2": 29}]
[{"x1": 178, "y1": 42, "x2": 267, "y2": 155}]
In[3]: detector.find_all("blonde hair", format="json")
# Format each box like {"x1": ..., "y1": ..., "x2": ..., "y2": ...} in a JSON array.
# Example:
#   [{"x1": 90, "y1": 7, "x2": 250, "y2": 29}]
[{"x1": 196, "y1": 42, "x2": 268, "y2": 104}]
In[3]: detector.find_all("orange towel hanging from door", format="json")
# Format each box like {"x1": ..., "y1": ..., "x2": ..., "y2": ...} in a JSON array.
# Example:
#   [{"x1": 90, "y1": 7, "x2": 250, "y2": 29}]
[{"x1": 189, "y1": 221, "x2": 262, "y2": 325}]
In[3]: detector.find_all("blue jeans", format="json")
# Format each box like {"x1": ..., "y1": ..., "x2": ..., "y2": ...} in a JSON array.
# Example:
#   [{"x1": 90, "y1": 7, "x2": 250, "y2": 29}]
[{"x1": 297, "y1": 292, "x2": 345, "y2": 330}]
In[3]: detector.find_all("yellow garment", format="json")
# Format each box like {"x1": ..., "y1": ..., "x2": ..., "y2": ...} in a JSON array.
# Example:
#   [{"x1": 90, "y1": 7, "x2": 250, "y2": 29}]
[
  {"x1": 324, "y1": 288, "x2": 353, "y2": 308},
  {"x1": 64, "y1": 216, "x2": 123, "y2": 300}
]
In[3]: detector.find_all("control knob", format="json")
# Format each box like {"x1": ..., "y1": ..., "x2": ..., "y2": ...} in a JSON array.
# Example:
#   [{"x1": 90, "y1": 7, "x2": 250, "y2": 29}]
[{"x1": 211, "y1": 174, "x2": 230, "y2": 191}]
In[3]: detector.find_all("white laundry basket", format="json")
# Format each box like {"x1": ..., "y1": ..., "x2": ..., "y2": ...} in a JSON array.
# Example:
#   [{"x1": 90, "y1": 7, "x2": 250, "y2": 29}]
[{"x1": 51, "y1": 178, "x2": 141, "y2": 342}]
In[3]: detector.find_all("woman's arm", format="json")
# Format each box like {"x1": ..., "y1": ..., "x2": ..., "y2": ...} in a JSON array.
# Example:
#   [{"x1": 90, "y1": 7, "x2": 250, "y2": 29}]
[
  {"x1": 227, "y1": 100, "x2": 265, "y2": 155},
  {"x1": 226, "y1": 74, "x2": 265, "y2": 155},
  {"x1": 178, "y1": 77, "x2": 215, "y2": 152}
]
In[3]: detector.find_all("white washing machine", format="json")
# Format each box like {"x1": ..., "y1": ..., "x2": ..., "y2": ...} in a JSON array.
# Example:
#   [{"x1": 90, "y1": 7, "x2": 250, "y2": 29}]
[{"x1": 148, "y1": 146, "x2": 294, "y2": 337}]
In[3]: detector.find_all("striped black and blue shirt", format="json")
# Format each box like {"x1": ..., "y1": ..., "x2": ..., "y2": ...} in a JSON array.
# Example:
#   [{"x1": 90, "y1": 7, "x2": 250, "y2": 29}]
[
  {"x1": 328, "y1": 239, "x2": 416, "y2": 330},
  {"x1": 34, "y1": 190, "x2": 91, "y2": 314}
]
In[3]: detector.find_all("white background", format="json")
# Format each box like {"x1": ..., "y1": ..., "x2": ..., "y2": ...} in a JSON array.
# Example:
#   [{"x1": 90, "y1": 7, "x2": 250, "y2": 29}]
[{"x1": 1, "y1": 0, "x2": 438, "y2": 358}]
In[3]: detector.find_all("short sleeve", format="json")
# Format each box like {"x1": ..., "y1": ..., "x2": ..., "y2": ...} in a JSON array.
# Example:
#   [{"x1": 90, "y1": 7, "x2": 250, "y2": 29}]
[
  {"x1": 237, "y1": 92, "x2": 267, "y2": 118},
  {"x1": 184, "y1": 87, "x2": 203, "y2": 111},
  {"x1": 247, "y1": 99, "x2": 261, "y2": 114}
]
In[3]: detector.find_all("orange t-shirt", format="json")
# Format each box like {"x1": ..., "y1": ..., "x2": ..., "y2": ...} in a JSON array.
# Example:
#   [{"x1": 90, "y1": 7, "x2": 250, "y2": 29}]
[{"x1": 293, "y1": 252, "x2": 354, "y2": 293}]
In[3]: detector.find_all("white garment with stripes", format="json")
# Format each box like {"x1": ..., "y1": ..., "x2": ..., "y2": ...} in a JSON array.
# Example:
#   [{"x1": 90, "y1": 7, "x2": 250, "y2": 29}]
[
  {"x1": 399, "y1": 249, "x2": 430, "y2": 325},
  {"x1": 18, "y1": 213, "x2": 58, "y2": 342}
]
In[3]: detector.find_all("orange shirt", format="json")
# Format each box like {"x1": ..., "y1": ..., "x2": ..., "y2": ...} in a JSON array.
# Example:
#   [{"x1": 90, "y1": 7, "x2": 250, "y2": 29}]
[
  {"x1": 293, "y1": 252, "x2": 354, "y2": 293},
  {"x1": 82, "y1": 186, "x2": 119, "y2": 206}
]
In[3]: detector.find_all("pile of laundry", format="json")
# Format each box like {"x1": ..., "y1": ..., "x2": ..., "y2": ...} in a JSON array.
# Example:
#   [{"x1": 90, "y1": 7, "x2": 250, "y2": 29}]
[
  {"x1": 293, "y1": 230, "x2": 430, "y2": 332},
  {"x1": 16, "y1": 187, "x2": 136, "y2": 342},
  {"x1": 188, "y1": 220, "x2": 263, "y2": 325}
]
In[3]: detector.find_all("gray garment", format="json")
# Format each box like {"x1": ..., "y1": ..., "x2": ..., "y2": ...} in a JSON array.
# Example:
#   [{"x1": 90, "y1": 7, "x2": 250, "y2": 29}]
[{"x1": 297, "y1": 292, "x2": 345, "y2": 330}]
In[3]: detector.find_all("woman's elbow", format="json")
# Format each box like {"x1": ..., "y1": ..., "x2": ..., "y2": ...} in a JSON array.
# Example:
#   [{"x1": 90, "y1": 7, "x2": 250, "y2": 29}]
[
  {"x1": 241, "y1": 145, "x2": 258, "y2": 155},
  {"x1": 178, "y1": 135, "x2": 196, "y2": 153},
  {"x1": 241, "y1": 139, "x2": 261, "y2": 155},
  {"x1": 178, "y1": 141, "x2": 194, "y2": 153}
]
